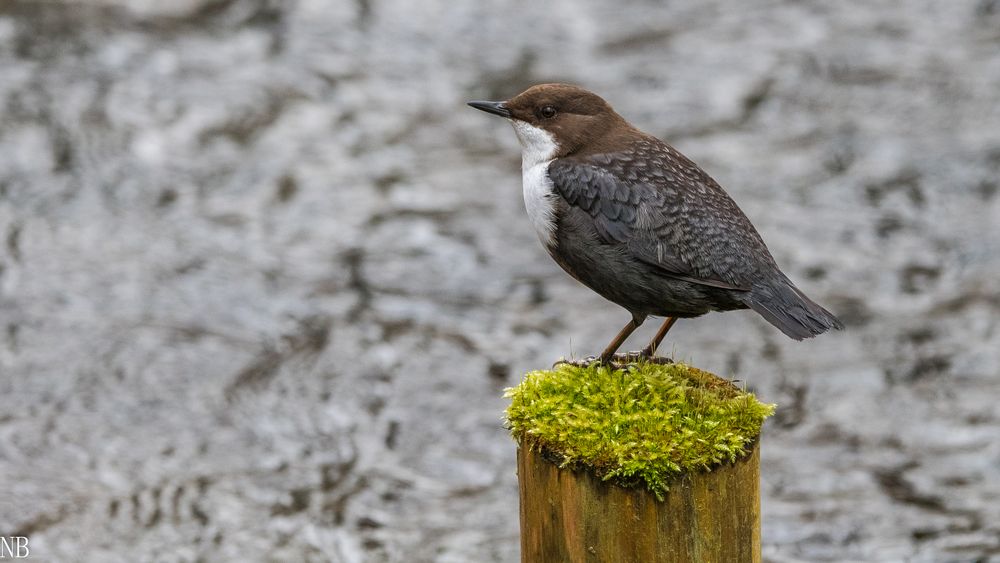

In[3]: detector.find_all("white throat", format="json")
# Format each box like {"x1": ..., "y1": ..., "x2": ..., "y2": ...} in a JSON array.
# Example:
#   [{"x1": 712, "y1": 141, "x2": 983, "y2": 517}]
[{"x1": 511, "y1": 120, "x2": 559, "y2": 247}]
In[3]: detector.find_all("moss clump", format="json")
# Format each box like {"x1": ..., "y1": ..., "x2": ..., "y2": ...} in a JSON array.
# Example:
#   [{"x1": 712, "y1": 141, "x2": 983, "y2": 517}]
[{"x1": 505, "y1": 361, "x2": 774, "y2": 500}]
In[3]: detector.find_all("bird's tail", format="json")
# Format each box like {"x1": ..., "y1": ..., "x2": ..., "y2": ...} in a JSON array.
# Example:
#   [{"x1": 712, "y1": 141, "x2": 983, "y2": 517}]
[{"x1": 742, "y1": 275, "x2": 844, "y2": 340}]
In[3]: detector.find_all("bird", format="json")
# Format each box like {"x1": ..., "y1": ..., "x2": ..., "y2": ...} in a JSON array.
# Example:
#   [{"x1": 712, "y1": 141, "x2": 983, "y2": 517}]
[{"x1": 468, "y1": 84, "x2": 842, "y2": 365}]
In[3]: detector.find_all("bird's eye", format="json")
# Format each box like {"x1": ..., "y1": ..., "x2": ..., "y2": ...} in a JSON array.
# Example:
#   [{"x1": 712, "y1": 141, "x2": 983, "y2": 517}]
[{"x1": 540, "y1": 106, "x2": 557, "y2": 119}]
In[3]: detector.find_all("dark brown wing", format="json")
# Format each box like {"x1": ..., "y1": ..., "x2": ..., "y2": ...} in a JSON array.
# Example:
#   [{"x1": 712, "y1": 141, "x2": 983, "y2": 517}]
[{"x1": 548, "y1": 138, "x2": 781, "y2": 292}]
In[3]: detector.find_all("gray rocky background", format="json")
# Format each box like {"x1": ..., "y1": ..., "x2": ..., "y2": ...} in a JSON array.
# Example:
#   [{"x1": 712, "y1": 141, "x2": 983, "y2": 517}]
[{"x1": 0, "y1": 0, "x2": 998, "y2": 561}]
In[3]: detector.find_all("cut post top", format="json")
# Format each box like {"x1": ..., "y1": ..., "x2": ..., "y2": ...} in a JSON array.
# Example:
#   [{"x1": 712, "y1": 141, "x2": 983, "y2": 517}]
[{"x1": 505, "y1": 360, "x2": 774, "y2": 499}]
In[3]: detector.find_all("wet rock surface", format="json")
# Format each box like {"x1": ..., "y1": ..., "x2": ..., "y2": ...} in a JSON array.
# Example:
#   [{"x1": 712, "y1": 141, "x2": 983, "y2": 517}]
[{"x1": 1, "y1": 1, "x2": 998, "y2": 561}]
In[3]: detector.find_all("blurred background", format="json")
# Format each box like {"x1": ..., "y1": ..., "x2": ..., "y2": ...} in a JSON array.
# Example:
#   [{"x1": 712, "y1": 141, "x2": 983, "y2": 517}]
[{"x1": 0, "y1": 0, "x2": 998, "y2": 561}]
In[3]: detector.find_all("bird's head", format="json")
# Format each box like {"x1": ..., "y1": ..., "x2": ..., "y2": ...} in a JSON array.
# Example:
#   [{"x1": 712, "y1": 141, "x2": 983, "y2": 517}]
[{"x1": 468, "y1": 83, "x2": 628, "y2": 164}]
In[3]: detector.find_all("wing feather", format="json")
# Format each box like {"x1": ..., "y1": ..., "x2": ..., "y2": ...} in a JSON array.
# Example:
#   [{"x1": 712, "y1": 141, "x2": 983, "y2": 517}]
[{"x1": 547, "y1": 142, "x2": 777, "y2": 293}]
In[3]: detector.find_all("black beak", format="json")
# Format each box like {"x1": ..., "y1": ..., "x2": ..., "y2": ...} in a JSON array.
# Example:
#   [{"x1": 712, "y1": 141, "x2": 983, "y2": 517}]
[{"x1": 467, "y1": 100, "x2": 511, "y2": 118}]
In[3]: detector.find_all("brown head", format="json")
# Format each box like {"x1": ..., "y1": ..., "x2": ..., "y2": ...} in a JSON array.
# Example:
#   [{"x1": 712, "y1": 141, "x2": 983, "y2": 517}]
[{"x1": 468, "y1": 83, "x2": 634, "y2": 160}]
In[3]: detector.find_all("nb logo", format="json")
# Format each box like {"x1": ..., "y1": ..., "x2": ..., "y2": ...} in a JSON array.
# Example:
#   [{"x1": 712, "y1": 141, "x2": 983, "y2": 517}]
[{"x1": 0, "y1": 537, "x2": 29, "y2": 559}]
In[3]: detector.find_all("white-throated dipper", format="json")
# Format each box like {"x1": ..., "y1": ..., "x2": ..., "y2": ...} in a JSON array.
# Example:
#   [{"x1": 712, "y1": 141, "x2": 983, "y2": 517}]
[{"x1": 469, "y1": 84, "x2": 843, "y2": 364}]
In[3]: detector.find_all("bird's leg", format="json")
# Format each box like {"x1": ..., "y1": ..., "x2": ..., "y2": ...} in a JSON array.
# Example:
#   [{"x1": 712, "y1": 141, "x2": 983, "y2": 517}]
[
  {"x1": 598, "y1": 316, "x2": 644, "y2": 364},
  {"x1": 640, "y1": 316, "x2": 678, "y2": 360},
  {"x1": 552, "y1": 316, "x2": 646, "y2": 369}
]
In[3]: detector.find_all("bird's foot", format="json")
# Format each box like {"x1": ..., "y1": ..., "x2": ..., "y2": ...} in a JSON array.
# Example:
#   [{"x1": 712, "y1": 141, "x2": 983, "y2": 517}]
[
  {"x1": 552, "y1": 353, "x2": 673, "y2": 370},
  {"x1": 607, "y1": 351, "x2": 674, "y2": 369},
  {"x1": 552, "y1": 356, "x2": 600, "y2": 369}
]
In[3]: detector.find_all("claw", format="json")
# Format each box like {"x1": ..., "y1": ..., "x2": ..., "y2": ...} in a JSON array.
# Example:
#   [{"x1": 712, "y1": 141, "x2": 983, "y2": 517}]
[{"x1": 553, "y1": 356, "x2": 600, "y2": 369}]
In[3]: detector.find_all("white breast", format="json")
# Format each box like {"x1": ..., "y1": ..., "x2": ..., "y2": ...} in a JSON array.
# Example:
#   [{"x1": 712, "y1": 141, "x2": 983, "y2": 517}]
[{"x1": 511, "y1": 121, "x2": 558, "y2": 247}]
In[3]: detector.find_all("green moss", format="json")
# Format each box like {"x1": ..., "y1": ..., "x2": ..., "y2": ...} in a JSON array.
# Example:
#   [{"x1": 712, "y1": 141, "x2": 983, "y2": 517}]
[{"x1": 505, "y1": 361, "x2": 775, "y2": 500}]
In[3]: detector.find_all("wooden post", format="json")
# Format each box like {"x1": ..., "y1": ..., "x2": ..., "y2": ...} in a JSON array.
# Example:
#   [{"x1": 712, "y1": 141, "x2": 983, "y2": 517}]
[
  {"x1": 506, "y1": 361, "x2": 772, "y2": 563},
  {"x1": 517, "y1": 441, "x2": 761, "y2": 563}
]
